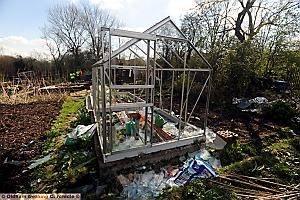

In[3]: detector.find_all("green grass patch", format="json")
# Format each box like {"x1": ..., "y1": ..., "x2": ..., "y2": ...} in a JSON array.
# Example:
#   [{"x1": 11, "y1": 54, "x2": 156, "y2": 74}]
[
  {"x1": 157, "y1": 180, "x2": 238, "y2": 200},
  {"x1": 70, "y1": 108, "x2": 91, "y2": 127},
  {"x1": 28, "y1": 96, "x2": 96, "y2": 193},
  {"x1": 159, "y1": 129, "x2": 300, "y2": 199},
  {"x1": 219, "y1": 136, "x2": 300, "y2": 184},
  {"x1": 50, "y1": 97, "x2": 85, "y2": 131},
  {"x1": 220, "y1": 140, "x2": 259, "y2": 166},
  {"x1": 42, "y1": 97, "x2": 85, "y2": 154}
]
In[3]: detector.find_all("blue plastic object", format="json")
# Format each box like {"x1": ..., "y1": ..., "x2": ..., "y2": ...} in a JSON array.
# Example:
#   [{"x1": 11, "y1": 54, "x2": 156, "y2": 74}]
[{"x1": 275, "y1": 80, "x2": 288, "y2": 91}]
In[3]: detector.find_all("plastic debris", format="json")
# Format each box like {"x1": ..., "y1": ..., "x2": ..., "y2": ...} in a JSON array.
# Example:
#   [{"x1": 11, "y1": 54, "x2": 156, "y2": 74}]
[
  {"x1": 136, "y1": 165, "x2": 147, "y2": 171},
  {"x1": 3, "y1": 157, "x2": 23, "y2": 166},
  {"x1": 253, "y1": 97, "x2": 269, "y2": 104},
  {"x1": 233, "y1": 97, "x2": 268, "y2": 109},
  {"x1": 73, "y1": 124, "x2": 95, "y2": 139},
  {"x1": 205, "y1": 128, "x2": 216, "y2": 144},
  {"x1": 21, "y1": 140, "x2": 35, "y2": 148},
  {"x1": 170, "y1": 155, "x2": 217, "y2": 186},
  {"x1": 120, "y1": 171, "x2": 167, "y2": 199},
  {"x1": 197, "y1": 148, "x2": 211, "y2": 160},
  {"x1": 188, "y1": 147, "x2": 222, "y2": 169},
  {"x1": 290, "y1": 129, "x2": 296, "y2": 136},
  {"x1": 119, "y1": 146, "x2": 220, "y2": 199},
  {"x1": 208, "y1": 157, "x2": 222, "y2": 169},
  {"x1": 162, "y1": 123, "x2": 205, "y2": 138},
  {"x1": 125, "y1": 120, "x2": 137, "y2": 135},
  {"x1": 155, "y1": 114, "x2": 167, "y2": 128},
  {"x1": 28, "y1": 153, "x2": 53, "y2": 169},
  {"x1": 274, "y1": 80, "x2": 288, "y2": 91},
  {"x1": 65, "y1": 124, "x2": 96, "y2": 146},
  {"x1": 233, "y1": 98, "x2": 252, "y2": 109},
  {"x1": 292, "y1": 117, "x2": 300, "y2": 123},
  {"x1": 162, "y1": 122, "x2": 178, "y2": 136},
  {"x1": 183, "y1": 125, "x2": 204, "y2": 138},
  {"x1": 114, "y1": 136, "x2": 144, "y2": 151}
]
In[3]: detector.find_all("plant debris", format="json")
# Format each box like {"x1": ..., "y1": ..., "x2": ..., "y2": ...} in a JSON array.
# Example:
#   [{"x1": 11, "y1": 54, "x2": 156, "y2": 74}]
[{"x1": 210, "y1": 174, "x2": 300, "y2": 199}]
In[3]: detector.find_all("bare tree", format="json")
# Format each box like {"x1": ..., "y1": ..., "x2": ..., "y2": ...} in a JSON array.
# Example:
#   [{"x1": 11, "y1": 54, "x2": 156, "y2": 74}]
[
  {"x1": 42, "y1": 27, "x2": 68, "y2": 77},
  {"x1": 182, "y1": 0, "x2": 299, "y2": 70},
  {"x1": 81, "y1": 2, "x2": 119, "y2": 61},
  {"x1": 43, "y1": 2, "x2": 119, "y2": 74},
  {"x1": 47, "y1": 3, "x2": 86, "y2": 68},
  {"x1": 0, "y1": 46, "x2": 3, "y2": 55},
  {"x1": 229, "y1": 0, "x2": 300, "y2": 42},
  {"x1": 181, "y1": 0, "x2": 233, "y2": 70},
  {"x1": 191, "y1": 0, "x2": 300, "y2": 43}
]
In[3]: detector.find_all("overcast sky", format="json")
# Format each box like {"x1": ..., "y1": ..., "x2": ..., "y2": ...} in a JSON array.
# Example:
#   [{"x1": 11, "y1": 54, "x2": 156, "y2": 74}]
[{"x1": 0, "y1": 0, "x2": 196, "y2": 58}]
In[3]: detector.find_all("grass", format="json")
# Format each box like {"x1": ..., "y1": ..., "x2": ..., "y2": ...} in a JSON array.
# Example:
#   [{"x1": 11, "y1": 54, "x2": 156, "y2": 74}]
[
  {"x1": 218, "y1": 134, "x2": 300, "y2": 184},
  {"x1": 219, "y1": 140, "x2": 259, "y2": 166},
  {"x1": 26, "y1": 96, "x2": 96, "y2": 193},
  {"x1": 158, "y1": 180, "x2": 238, "y2": 200},
  {"x1": 159, "y1": 128, "x2": 300, "y2": 199},
  {"x1": 42, "y1": 97, "x2": 85, "y2": 154}
]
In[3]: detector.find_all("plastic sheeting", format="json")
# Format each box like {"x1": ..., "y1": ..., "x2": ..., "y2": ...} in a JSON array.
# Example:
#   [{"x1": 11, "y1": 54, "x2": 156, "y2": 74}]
[
  {"x1": 113, "y1": 136, "x2": 144, "y2": 151},
  {"x1": 120, "y1": 171, "x2": 167, "y2": 199},
  {"x1": 120, "y1": 146, "x2": 220, "y2": 199},
  {"x1": 163, "y1": 123, "x2": 207, "y2": 139},
  {"x1": 28, "y1": 153, "x2": 53, "y2": 169}
]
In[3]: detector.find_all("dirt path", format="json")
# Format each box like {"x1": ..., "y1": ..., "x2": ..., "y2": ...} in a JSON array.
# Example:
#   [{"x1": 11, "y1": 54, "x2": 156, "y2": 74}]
[{"x1": 0, "y1": 100, "x2": 62, "y2": 192}]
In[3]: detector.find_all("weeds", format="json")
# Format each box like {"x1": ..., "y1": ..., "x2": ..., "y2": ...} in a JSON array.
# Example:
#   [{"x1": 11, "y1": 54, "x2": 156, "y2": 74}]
[
  {"x1": 42, "y1": 97, "x2": 85, "y2": 154},
  {"x1": 263, "y1": 100, "x2": 296, "y2": 122},
  {"x1": 70, "y1": 108, "x2": 91, "y2": 127},
  {"x1": 29, "y1": 96, "x2": 96, "y2": 193},
  {"x1": 0, "y1": 93, "x2": 67, "y2": 105},
  {"x1": 219, "y1": 135, "x2": 300, "y2": 184},
  {"x1": 220, "y1": 141, "x2": 258, "y2": 166},
  {"x1": 158, "y1": 180, "x2": 238, "y2": 200}
]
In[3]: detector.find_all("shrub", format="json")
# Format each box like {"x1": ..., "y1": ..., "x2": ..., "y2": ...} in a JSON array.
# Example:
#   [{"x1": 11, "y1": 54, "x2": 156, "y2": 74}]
[
  {"x1": 70, "y1": 108, "x2": 91, "y2": 127},
  {"x1": 263, "y1": 100, "x2": 295, "y2": 122},
  {"x1": 220, "y1": 141, "x2": 258, "y2": 166}
]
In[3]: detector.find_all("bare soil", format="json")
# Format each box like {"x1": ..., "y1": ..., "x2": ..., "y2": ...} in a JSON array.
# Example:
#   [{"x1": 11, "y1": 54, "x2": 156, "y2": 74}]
[
  {"x1": 160, "y1": 96, "x2": 285, "y2": 142},
  {"x1": 0, "y1": 100, "x2": 62, "y2": 192},
  {"x1": 203, "y1": 107, "x2": 283, "y2": 142}
]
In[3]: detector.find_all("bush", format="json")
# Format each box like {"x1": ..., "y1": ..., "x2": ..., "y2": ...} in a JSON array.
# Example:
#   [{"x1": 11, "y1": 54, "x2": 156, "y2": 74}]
[
  {"x1": 263, "y1": 100, "x2": 295, "y2": 122},
  {"x1": 221, "y1": 41, "x2": 258, "y2": 100},
  {"x1": 220, "y1": 141, "x2": 258, "y2": 166},
  {"x1": 70, "y1": 108, "x2": 91, "y2": 127}
]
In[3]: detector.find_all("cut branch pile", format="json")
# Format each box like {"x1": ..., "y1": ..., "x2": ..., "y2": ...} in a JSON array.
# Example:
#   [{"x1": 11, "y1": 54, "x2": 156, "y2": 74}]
[{"x1": 209, "y1": 174, "x2": 300, "y2": 199}]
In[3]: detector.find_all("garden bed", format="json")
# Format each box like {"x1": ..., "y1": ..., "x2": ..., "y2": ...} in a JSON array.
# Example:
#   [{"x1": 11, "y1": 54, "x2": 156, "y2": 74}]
[{"x1": 0, "y1": 100, "x2": 63, "y2": 192}]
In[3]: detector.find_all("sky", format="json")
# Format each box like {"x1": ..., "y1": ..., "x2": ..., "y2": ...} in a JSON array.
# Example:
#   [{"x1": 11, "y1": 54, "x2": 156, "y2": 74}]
[{"x1": 0, "y1": 0, "x2": 196, "y2": 59}]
